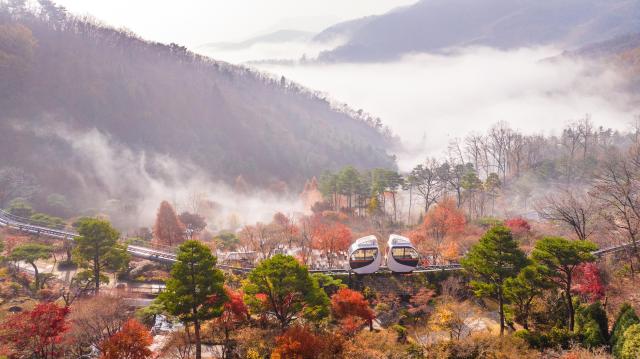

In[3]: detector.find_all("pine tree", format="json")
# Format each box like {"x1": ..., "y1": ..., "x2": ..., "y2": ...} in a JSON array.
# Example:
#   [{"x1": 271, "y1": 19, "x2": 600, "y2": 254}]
[
  {"x1": 159, "y1": 240, "x2": 226, "y2": 359},
  {"x1": 461, "y1": 225, "x2": 528, "y2": 335},
  {"x1": 531, "y1": 236, "x2": 597, "y2": 331}
]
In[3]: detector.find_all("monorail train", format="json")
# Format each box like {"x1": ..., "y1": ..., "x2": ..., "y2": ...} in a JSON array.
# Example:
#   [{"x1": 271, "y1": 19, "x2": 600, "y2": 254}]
[
  {"x1": 348, "y1": 235, "x2": 382, "y2": 274},
  {"x1": 386, "y1": 234, "x2": 420, "y2": 273}
]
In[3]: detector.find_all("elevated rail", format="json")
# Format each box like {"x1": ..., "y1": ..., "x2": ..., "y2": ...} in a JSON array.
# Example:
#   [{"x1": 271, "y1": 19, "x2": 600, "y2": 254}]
[{"x1": 0, "y1": 208, "x2": 633, "y2": 274}]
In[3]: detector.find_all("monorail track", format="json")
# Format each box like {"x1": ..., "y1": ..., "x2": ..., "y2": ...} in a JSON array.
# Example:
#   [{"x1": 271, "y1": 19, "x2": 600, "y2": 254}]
[{"x1": 0, "y1": 208, "x2": 632, "y2": 275}]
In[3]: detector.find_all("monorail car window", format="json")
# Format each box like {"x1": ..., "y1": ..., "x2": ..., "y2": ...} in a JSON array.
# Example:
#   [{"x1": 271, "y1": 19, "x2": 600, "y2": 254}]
[
  {"x1": 350, "y1": 248, "x2": 378, "y2": 261},
  {"x1": 391, "y1": 247, "x2": 419, "y2": 260}
]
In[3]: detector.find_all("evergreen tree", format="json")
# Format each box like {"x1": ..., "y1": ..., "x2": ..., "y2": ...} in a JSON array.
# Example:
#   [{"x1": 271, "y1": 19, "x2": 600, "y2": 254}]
[
  {"x1": 158, "y1": 240, "x2": 226, "y2": 359},
  {"x1": 503, "y1": 265, "x2": 550, "y2": 330},
  {"x1": 74, "y1": 218, "x2": 129, "y2": 293},
  {"x1": 9, "y1": 243, "x2": 52, "y2": 289},
  {"x1": 244, "y1": 254, "x2": 329, "y2": 329},
  {"x1": 531, "y1": 237, "x2": 597, "y2": 331},
  {"x1": 575, "y1": 301, "x2": 608, "y2": 348},
  {"x1": 461, "y1": 225, "x2": 528, "y2": 335},
  {"x1": 621, "y1": 324, "x2": 640, "y2": 359},
  {"x1": 611, "y1": 304, "x2": 640, "y2": 358}
]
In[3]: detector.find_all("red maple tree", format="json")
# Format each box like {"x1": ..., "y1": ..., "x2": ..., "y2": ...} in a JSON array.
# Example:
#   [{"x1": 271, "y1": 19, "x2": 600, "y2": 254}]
[
  {"x1": 216, "y1": 286, "x2": 250, "y2": 358},
  {"x1": 572, "y1": 263, "x2": 605, "y2": 302},
  {"x1": 331, "y1": 288, "x2": 375, "y2": 332},
  {"x1": 100, "y1": 319, "x2": 153, "y2": 359},
  {"x1": 0, "y1": 302, "x2": 70, "y2": 359},
  {"x1": 504, "y1": 217, "x2": 532, "y2": 238}
]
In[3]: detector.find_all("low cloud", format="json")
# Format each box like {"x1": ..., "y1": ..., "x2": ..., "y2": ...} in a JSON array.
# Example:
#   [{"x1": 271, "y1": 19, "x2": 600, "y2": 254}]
[
  {"x1": 194, "y1": 37, "x2": 345, "y2": 64},
  {"x1": 254, "y1": 46, "x2": 638, "y2": 170},
  {"x1": 20, "y1": 120, "x2": 304, "y2": 231}
]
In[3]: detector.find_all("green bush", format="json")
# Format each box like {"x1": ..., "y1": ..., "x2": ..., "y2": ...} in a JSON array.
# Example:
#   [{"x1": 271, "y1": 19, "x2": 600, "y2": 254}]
[
  {"x1": 548, "y1": 327, "x2": 578, "y2": 350},
  {"x1": 575, "y1": 301, "x2": 608, "y2": 348},
  {"x1": 515, "y1": 327, "x2": 577, "y2": 350},
  {"x1": 621, "y1": 324, "x2": 640, "y2": 359},
  {"x1": 611, "y1": 303, "x2": 640, "y2": 358},
  {"x1": 515, "y1": 329, "x2": 549, "y2": 349}
]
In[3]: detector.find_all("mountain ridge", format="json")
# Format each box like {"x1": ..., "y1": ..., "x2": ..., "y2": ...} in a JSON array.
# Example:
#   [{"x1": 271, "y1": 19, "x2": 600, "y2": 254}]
[{"x1": 316, "y1": 0, "x2": 640, "y2": 62}]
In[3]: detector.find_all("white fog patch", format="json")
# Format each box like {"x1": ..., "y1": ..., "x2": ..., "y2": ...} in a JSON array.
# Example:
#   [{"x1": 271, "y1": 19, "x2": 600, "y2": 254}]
[
  {"x1": 18, "y1": 120, "x2": 304, "y2": 230},
  {"x1": 194, "y1": 37, "x2": 346, "y2": 64},
  {"x1": 254, "y1": 47, "x2": 637, "y2": 170}
]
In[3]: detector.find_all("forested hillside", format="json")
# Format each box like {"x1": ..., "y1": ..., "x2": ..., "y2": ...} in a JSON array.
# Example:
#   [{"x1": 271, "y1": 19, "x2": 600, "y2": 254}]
[
  {"x1": 0, "y1": 2, "x2": 395, "y2": 212},
  {"x1": 568, "y1": 33, "x2": 640, "y2": 90},
  {"x1": 316, "y1": 0, "x2": 640, "y2": 62}
]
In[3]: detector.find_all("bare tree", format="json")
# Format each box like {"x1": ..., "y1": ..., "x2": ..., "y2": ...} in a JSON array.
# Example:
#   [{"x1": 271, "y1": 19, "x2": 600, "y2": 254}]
[
  {"x1": 536, "y1": 189, "x2": 597, "y2": 241},
  {"x1": 486, "y1": 122, "x2": 513, "y2": 183},
  {"x1": 408, "y1": 158, "x2": 443, "y2": 214},
  {"x1": 591, "y1": 151, "x2": 640, "y2": 271}
]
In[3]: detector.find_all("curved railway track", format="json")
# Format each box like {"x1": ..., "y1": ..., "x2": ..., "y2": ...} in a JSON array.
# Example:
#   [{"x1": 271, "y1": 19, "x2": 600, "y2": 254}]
[{"x1": 0, "y1": 209, "x2": 632, "y2": 274}]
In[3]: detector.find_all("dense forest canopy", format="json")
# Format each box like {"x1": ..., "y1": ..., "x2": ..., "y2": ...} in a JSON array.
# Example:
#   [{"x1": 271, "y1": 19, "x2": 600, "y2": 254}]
[{"x1": 0, "y1": 1, "x2": 395, "y2": 216}]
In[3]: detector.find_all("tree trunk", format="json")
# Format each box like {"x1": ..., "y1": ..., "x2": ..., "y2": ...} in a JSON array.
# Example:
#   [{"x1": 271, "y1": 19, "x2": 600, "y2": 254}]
[
  {"x1": 408, "y1": 187, "x2": 412, "y2": 225},
  {"x1": 94, "y1": 254, "x2": 100, "y2": 293},
  {"x1": 30, "y1": 261, "x2": 39, "y2": 290},
  {"x1": 498, "y1": 287, "x2": 505, "y2": 336},
  {"x1": 224, "y1": 327, "x2": 230, "y2": 359},
  {"x1": 566, "y1": 282, "x2": 575, "y2": 331},
  {"x1": 194, "y1": 319, "x2": 202, "y2": 359},
  {"x1": 392, "y1": 193, "x2": 397, "y2": 223}
]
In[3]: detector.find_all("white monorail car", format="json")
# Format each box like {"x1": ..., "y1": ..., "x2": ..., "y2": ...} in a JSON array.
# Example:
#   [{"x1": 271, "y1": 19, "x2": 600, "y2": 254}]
[
  {"x1": 386, "y1": 234, "x2": 420, "y2": 273},
  {"x1": 348, "y1": 235, "x2": 382, "y2": 274}
]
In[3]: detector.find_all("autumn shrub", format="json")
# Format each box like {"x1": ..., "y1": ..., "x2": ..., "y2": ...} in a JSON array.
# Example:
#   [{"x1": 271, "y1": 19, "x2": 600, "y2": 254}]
[
  {"x1": 232, "y1": 327, "x2": 277, "y2": 359},
  {"x1": 271, "y1": 325, "x2": 343, "y2": 359},
  {"x1": 100, "y1": 319, "x2": 152, "y2": 359},
  {"x1": 424, "y1": 334, "x2": 537, "y2": 359},
  {"x1": 160, "y1": 329, "x2": 194, "y2": 359},
  {"x1": 331, "y1": 288, "x2": 375, "y2": 332},
  {"x1": 342, "y1": 329, "x2": 409, "y2": 359},
  {"x1": 558, "y1": 345, "x2": 613, "y2": 359},
  {"x1": 37, "y1": 288, "x2": 57, "y2": 301}
]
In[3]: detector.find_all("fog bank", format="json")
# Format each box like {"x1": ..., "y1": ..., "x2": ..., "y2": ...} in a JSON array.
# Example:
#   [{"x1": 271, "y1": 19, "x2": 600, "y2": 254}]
[
  {"x1": 19, "y1": 120, "x2": 305, "y2": 231},
  {"x1": 255, "y1": 47, "x2": 637, "y2": 169}
]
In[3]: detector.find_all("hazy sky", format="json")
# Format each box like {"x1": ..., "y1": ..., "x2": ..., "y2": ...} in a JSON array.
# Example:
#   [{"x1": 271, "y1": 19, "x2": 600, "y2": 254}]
[{"x1": 52, "y1": 0, "x2": 417, "y2": 46}]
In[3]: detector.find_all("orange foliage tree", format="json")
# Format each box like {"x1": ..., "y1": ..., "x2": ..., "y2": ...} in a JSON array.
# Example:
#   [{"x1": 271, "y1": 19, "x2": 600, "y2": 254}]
[
  {"x1": 271, "y1": 325, "x2": 342, "y2": 359},
  {"x1": 100, "y1": 319, "x2": 152, "y2": 359},
  {"x1": 331, "y1": 288, "x2": 375, "y2": 332},
  {"x1": 154, "y1": 200, "x2": 186, "y2": 247},
  {"x1": 419, "y1": 198, "x2": 466, "y2": 264},
  {"x1": 312, "y1": 222, "x2": 352, "y2": 268}
]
